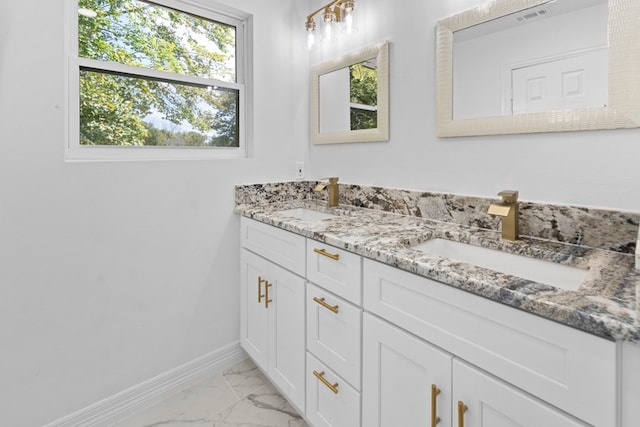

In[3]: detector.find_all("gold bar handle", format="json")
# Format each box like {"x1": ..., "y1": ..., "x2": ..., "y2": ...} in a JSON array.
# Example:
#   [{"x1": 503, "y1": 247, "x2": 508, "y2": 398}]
[
  {"x1": 431, "y1": 384, "x2": 441, "y2": 427},
  {"x1": 313, "y1": 297, "x2": 339, "y2": 314},
  {"x1": 314, "y1": 248, "x2": 340, "y2": 261},
  {"x1": 458, "y1": 401, "x2": 468, "y2": 427},
  {"x1": 313, "y1": 370, "x2": 339, "y2": 394},
  {"x1": 258, "y1": 276, "x2": 266, "y2": 303},
  {"x1": 264, "y1": 281, "x2": 272, "y2": 309}
]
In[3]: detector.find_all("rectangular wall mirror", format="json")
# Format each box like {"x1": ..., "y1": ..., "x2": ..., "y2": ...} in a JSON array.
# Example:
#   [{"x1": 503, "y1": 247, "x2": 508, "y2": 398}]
[
  {"x1": 436, "y1": 0, "x2": 640, "y2": 137},
  {"x1": 311, "y1": 41, "x2": 389, "y2": 144}
]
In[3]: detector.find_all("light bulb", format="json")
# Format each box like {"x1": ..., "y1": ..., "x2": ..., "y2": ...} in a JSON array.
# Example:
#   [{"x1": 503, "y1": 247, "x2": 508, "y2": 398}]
[
  {"x1": 321, "y1": 8, "x2": 337, "y2": 43},
  {"x1": 307, "y1": 31, "x2": 316, "y2": 50},
  {"x1": 341, "y1": 1, "x2": 358, "y2": 34},
  {"x1": 323, "y1": 22, "x2": 333, "y2": 42},
  {"x1": 305, "y1": 18, "x2": 316, "y2": 50}
]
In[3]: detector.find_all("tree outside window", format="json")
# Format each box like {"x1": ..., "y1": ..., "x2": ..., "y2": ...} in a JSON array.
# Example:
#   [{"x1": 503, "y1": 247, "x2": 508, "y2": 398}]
[{"x1": 76, "y1": 0, "x2": 242, "y2": 148}]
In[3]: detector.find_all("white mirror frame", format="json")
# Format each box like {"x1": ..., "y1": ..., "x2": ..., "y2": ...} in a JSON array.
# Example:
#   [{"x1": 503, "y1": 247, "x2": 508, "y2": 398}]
[
  {"x1": 436, "y1": 0, "x2": 640, "y2": 137},
  {"x1": 311, "y1": 41, "x2": 390, "y2": 144}
]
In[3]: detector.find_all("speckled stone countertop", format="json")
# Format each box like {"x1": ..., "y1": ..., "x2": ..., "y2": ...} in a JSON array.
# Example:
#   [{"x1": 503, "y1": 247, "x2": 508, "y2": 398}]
[{"x1": 235, "y1": 182, "x2": 640, "y2": 344}]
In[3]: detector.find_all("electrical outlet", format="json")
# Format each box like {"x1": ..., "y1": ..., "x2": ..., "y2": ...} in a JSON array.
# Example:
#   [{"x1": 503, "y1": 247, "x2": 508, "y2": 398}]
[{"x1": 295, "y1": 162, "x2": 304, "y2": 180}]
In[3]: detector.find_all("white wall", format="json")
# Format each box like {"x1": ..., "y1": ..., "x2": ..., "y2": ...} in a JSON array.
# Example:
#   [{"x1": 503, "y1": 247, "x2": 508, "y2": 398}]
[
  {"x1": 308, "y1": 0, "x2": 640, "y2": 212},
  {"x1": 0, "y1": 1, "x2": 308, "y2": 425},
  {"x1": 2, "y1": 0, "x2": 639, "y2": 424}
]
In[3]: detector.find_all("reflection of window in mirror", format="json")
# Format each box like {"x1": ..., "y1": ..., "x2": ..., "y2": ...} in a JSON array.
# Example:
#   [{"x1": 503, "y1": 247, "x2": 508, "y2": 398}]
[
  {"x1": 319, "y1": 59, "x2": 378, "y2": 133},
  {"x1": 349, "y1": 58, "x2": 378, "y2": 130},
  {"x1": 311, "y1": 40, "x2": 389, "y2": 144}
]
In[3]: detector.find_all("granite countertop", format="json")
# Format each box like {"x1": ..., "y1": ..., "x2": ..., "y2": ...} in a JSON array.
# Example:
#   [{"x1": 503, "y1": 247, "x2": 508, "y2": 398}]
[{"x1": 236, "y1": 199, "x2": 640, "y2": 344}]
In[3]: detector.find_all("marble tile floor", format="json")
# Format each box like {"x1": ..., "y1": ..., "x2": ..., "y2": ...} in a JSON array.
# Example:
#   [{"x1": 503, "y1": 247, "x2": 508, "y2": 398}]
[{"x1": 115, "y1": 358, "x2": 309, "y2": 427}]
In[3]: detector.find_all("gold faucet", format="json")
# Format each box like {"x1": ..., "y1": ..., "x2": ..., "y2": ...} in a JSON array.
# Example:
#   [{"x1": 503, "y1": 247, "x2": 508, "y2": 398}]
[
  {"x1": 487, "y1": 190, "x2": 519, "y2": 241},
  {"x1": 313, "y1": 177, "x2": 339, "y2": 207}
]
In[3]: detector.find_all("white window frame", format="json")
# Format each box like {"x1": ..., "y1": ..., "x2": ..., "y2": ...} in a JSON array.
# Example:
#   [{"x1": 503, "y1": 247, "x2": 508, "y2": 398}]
[{"x1": 65, "y1": 0, "x2": 252, "y2": 161}]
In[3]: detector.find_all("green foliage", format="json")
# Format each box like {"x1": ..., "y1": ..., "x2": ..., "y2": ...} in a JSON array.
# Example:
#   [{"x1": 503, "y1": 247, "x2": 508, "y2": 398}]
[
  {"x1": 349, "y1": 62, "x2": 378, "y2": 131},
  {"x1": 78, "y1": 0, "x2": 239, "y2": 147},
  {"x1": 80, "y1": 71, "x2": 150, "y2": 146},
  {"x1": 350, "y1": 108, "x2": 377, "y2": 131}
]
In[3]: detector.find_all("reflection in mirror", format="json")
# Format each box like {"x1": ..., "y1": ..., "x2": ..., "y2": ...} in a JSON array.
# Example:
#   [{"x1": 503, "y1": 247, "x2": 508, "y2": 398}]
[
  {"x1": 453, "y1": 0, "x2": 608, "y2": 120},
  {"x1": 319, "y1": 58, "x2": 378, "y2": 132},
  {"x1": 311, "y1": 41, "x2": 389, "y2": 144},
  {"x1": 436, "y1": 0, "x2": 640, "y2": 137}
]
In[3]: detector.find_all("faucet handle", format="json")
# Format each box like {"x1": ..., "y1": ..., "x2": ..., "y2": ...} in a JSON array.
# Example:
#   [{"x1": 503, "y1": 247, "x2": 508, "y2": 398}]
[
  {"x1": 498, "y1": 190, "x2": 518, "y2": 203},
  {"x1": 321, "y1": 177, "x2": 339, "y2": 184}
]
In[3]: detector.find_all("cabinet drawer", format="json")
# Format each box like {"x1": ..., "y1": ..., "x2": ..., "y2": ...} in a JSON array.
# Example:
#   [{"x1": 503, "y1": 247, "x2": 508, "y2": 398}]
[
  {"x1": 307, "y1": 240, "x2": 362, "y2": 304},
  {"x1": 307, "y1": 283, "x2": 362, "y2": 389},
  {"x1": 306, "y1": 352, "x2": 361, "y2": 427},
  {"x1": 363, "y1": 259, "x2": 616, "y2": 427},
  {"x1": 241, "y1": 217, "x2": 306, "y2": 276}
]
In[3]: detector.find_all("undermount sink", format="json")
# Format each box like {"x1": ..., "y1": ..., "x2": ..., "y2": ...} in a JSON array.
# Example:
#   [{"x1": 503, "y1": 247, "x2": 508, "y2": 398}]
[
  {"x1": 277, "y1": 208, "x2": 336, "y2": 222},
  {"x1": 412, "y1": 238, "x2": 588, "y2": 291}
]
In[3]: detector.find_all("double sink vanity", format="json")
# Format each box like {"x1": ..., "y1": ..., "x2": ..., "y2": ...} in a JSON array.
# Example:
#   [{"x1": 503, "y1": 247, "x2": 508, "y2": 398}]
[
  {"x1": 236, "y1": 180, "x2": 640, "y2": 427},
  {"x1": 244, "y1": 0, "x2": 640, "y2": 424}
]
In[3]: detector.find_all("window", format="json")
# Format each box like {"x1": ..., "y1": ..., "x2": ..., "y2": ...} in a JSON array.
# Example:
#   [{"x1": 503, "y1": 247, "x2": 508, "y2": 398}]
[{"x1": 67, "y1": 0, "x2": 250, "y2": 160}]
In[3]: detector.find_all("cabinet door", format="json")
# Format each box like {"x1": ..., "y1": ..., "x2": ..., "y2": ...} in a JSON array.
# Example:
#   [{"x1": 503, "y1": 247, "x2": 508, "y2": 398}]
[
  {"x1": 362, "y1": 313, "x2": 452, "y2": 427},
  {"x1": 453, "y1": 360, "x2": 589, "y2": 427},
  {"x1": 240, "y1": 249, "x2": 269, "y2": 369},
  {"x1": 267, "y1": 261, "x2": 306, "y2": 411}
]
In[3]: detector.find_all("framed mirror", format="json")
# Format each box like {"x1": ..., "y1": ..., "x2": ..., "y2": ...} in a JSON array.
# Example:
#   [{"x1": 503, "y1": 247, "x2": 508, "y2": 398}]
[
  {"x1": 436, "y1": 0, "x2": 640, "y2": 137},
  {"x1": 311, "y1": 41, "x2": 389, "y2": 144}
]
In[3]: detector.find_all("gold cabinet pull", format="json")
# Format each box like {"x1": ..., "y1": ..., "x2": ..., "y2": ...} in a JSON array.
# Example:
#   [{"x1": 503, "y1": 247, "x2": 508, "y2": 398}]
[
  {"x1": 313, "y1": 296, "x2": 339, "y2": 314},
  {"x1": 257, "y1": 276, "x2": 266, "y2": 303},
  {"x1": 431, "y1": 384, "x2": 441, "y2": 427},
  {"x1": 313, "y1": 370, "x2": 339, "y2": 394},
  {"x1": 313, "y1": 248, "x2": 340, "y2": 261},
  {"x1": 264, "y1": 281, "x2": 272, "y2": 308},
  {"x1": 457, "y1": 401, "x2": 468, "y2": 427}
]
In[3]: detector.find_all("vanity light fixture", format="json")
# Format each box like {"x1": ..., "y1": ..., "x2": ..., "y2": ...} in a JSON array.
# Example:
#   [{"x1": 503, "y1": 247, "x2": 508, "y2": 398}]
[{"x1": 306, "y1": 0, "x2": 359, "y2": 50}]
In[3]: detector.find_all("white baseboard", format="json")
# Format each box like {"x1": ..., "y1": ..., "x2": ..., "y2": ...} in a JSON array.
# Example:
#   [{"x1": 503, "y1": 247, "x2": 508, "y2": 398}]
[{"x1": 45, "y1": 342, "x2": 246, "y2": 427}]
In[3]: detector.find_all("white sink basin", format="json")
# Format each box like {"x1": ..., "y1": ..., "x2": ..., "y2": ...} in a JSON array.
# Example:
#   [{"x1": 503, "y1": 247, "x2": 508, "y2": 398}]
[
  {"x1": 277, "y1": 208, "x2": 336, "y2": 222},
  {"x1": 412, "y1": 238, "x2": 587, "y2": 291}
]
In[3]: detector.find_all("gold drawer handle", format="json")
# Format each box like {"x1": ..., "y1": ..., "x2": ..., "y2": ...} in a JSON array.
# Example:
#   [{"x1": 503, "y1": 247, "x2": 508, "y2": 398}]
[
  {"x1": 313, "y1": 297, "x2": 339, "y2": 314},
  {"x1": 257, "y1": 276, "x2": 266, "y2": 303},
  {"x1": 314, "y1": 248, "x2": 340, "y2": 261},
  {"x1": 431, "y1": 384, "x2": 441, "y2": 427},
  {"x1": 458, "y1": 401, "x2": 468, "y2": 427},
  {"x1": 313, "y1": 370, "x2": 339, "y2": 394},
  {"x1": 264, "y1": 281, "x2": 272, "y2": 309}
]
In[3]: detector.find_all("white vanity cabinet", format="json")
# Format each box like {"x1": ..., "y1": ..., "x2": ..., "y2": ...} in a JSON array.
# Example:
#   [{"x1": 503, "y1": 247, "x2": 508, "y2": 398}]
[
  {"x1": 239, "y1": 216, "x2": 636, "y2": 427},
  {"x1": 240, "y1": 218, "x2": 306, "y2": 412},
  {"x1": 305, "y1": 241, "x2": 363, "y2": 427},
  {"x1": 363, "y1": 258, "x2": 616, "y2": 427}
]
